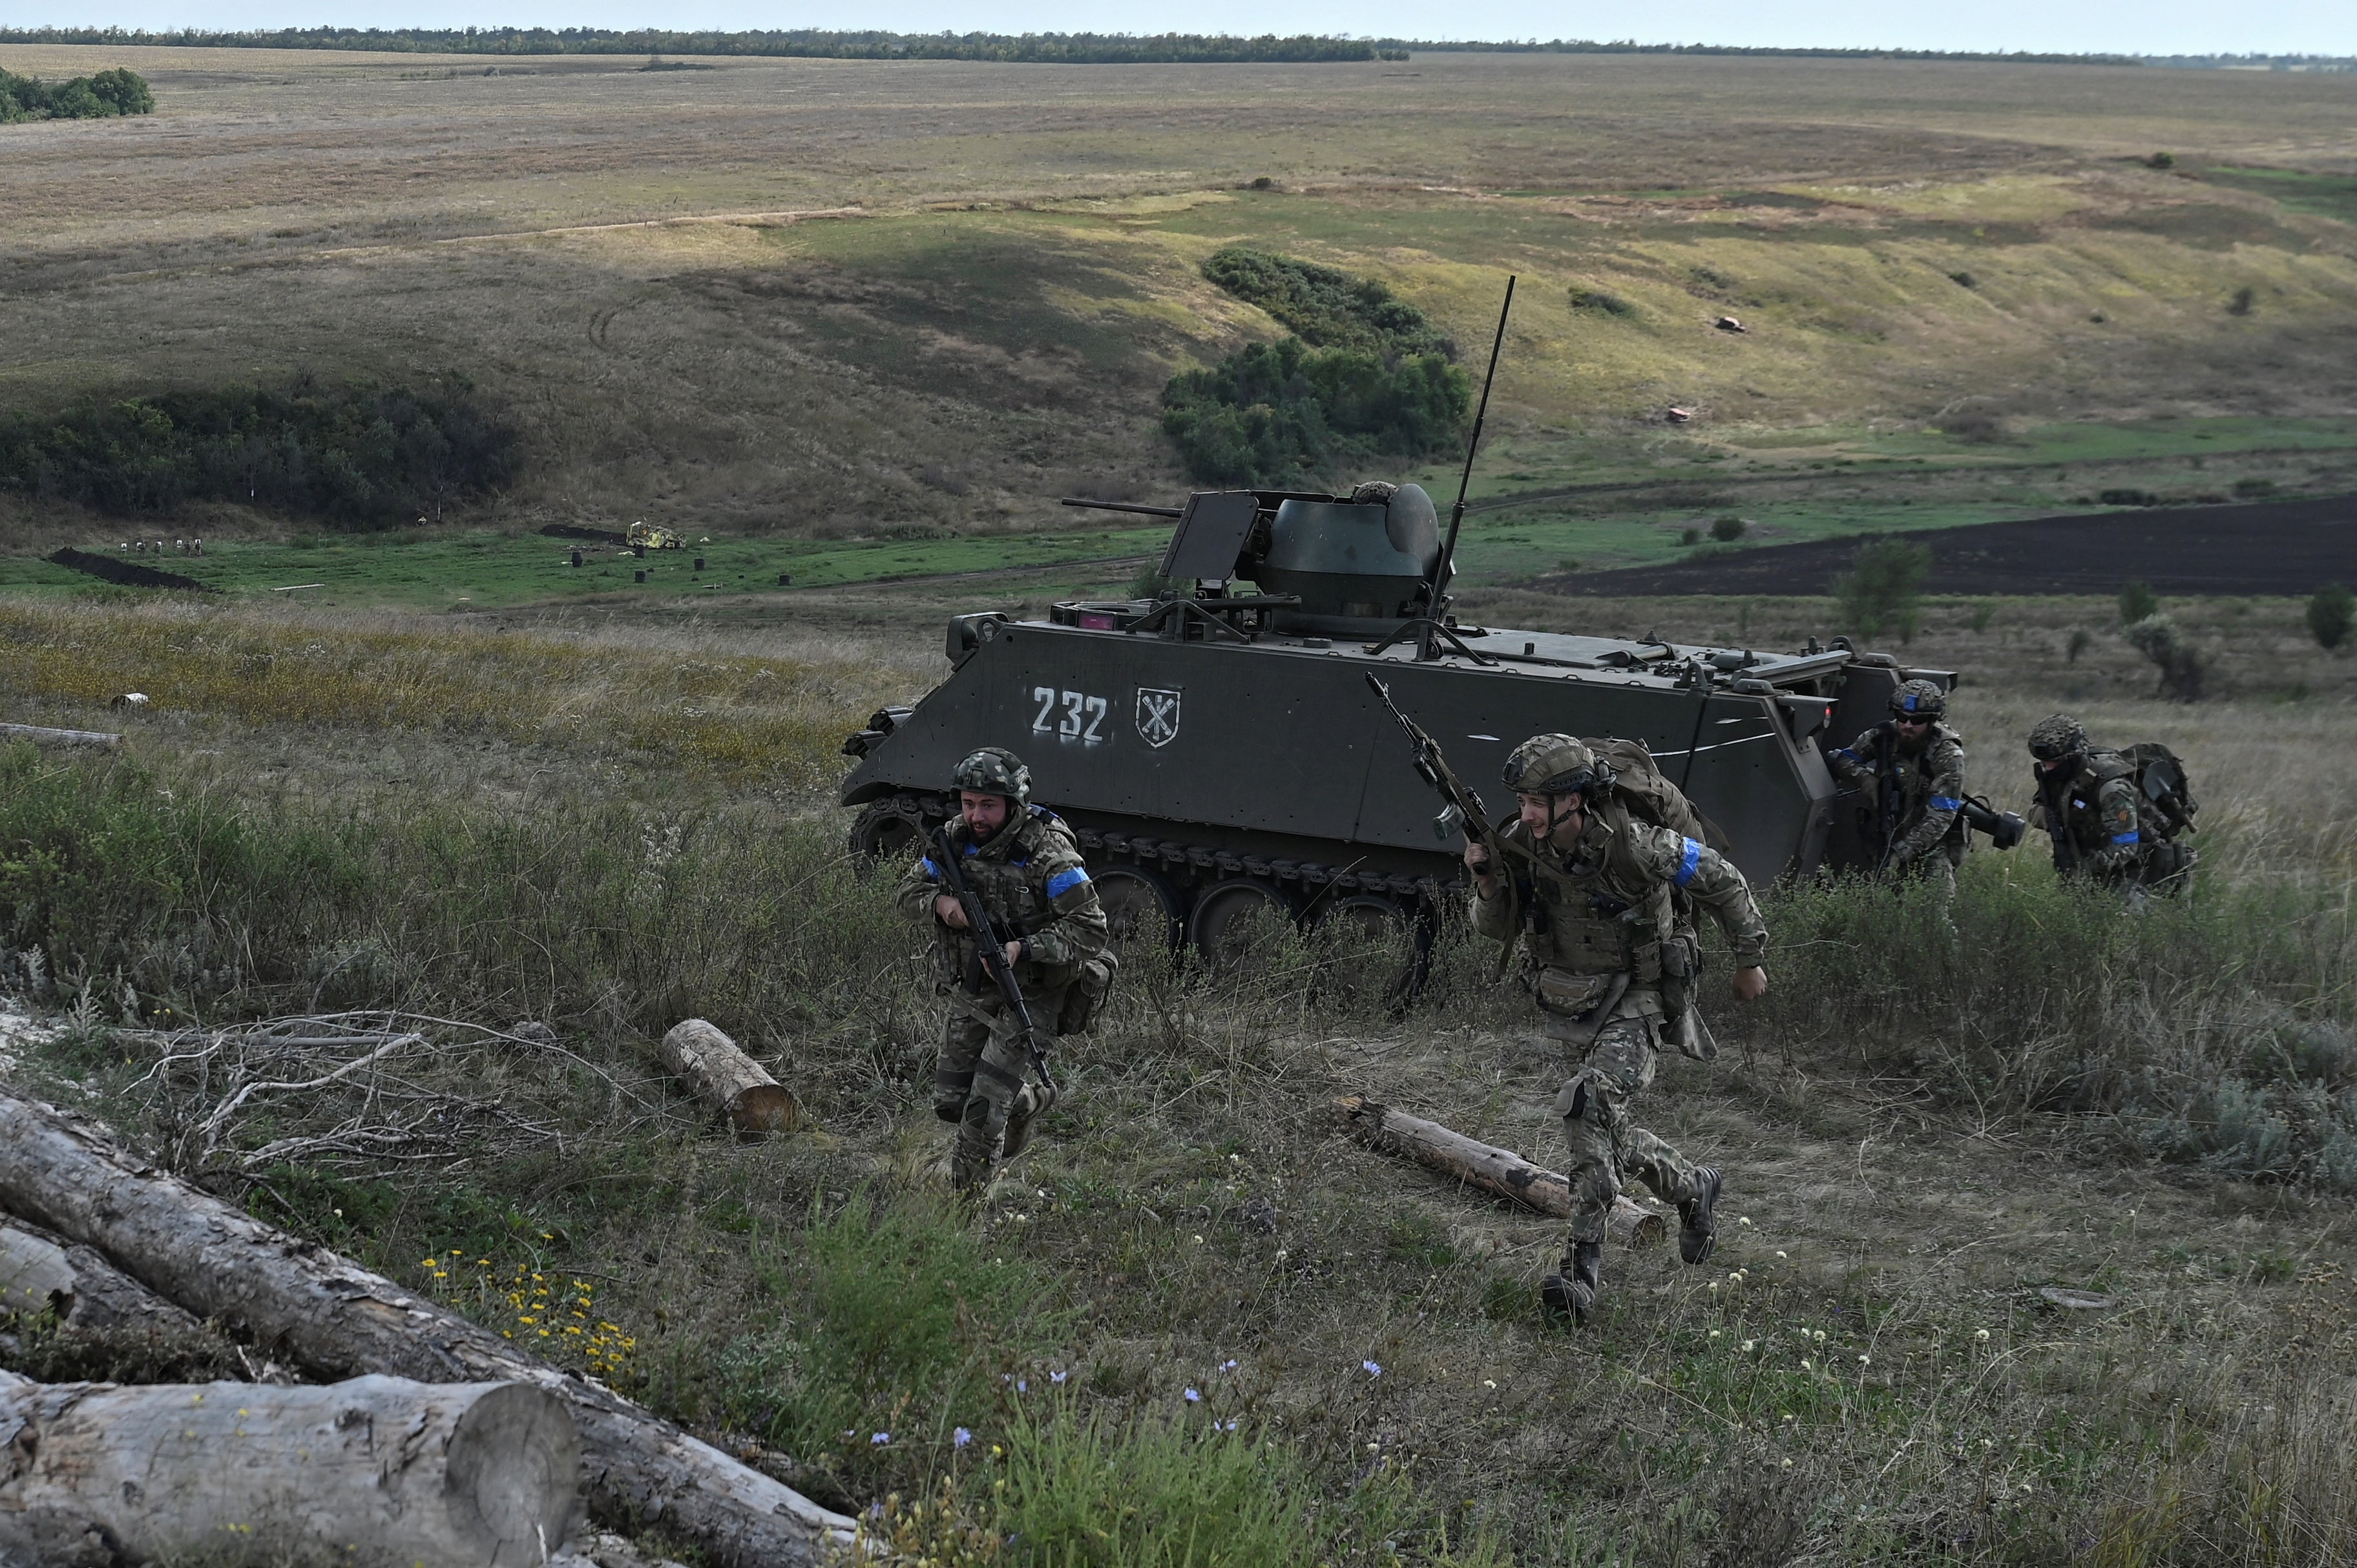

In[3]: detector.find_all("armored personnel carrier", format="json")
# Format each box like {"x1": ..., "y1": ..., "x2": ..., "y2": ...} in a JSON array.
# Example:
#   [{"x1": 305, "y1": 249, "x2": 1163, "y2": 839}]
[{"x1": 841, "y1": 481, "x2": 1955, "y2": 972}]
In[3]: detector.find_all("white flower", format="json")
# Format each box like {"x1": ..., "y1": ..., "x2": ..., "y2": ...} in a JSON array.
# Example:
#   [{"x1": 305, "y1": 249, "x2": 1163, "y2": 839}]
[
  {"x1": 1975, "y1": 1328, "x2": 1991, "y2": 1343},
  {"x1": 1776, "y1": 1251, "x2": 1788, "y2": 1260},
  {"x1": 1741, "y1": 1340, "x2": 1756, "y2": 1352},
  {"x1": 1708, "y1": 1329, "x2": 1722, "y2": 1339}
]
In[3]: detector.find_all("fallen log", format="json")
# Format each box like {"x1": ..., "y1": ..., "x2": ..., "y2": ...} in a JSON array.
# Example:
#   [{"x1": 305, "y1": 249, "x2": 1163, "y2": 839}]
[
  {"x1": 0, "y1": 1092, "x2": 856, "y2": 1567},
  {"x1": 660, "y1": 1019, "x2": 797, "y2": 1134},
  {"x1": 0, "y1": 724, "x2": 120, "y2": 750},
  {"x1": 1, "y1": 1217, "x2": 213, "y2": 1339},
  {"x1": 0, "y1": 1370, "x2": 577, "y2": 1567},
  {"x1": 1337, "y1": 1096, "x2": 1666, "y2": 1248}
]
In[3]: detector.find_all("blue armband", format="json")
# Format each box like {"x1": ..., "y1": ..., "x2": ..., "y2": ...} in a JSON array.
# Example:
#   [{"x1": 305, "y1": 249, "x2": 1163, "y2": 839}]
[
  {"x1": 918, "y1": 857, "x2": 940, "y2": 879},
  {"x1": 1929, "y1": 796, "x2": 1964, "y2": 811},
  {"x1": 1045, "y1": 866, "x2": 1090, "y2": 899},
  {"x1": 1673, "y1": 838, "x2": 1702, "y2": 888},
  {"x1": 2111, "y1": 831, "x2": 2139, "y2": 845}
]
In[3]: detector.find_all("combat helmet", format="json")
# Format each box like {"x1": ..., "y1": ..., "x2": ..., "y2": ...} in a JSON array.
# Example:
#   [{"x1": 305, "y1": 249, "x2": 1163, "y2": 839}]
[
  {"x1": 1889, "y1": 679, "x2": 1947, "y2": 721},
  {"x1": 951, "y1": 746, "x2": 1031, "y2": 808},
  {"x1": 1502, "y1": 734, "x2": 1616, "y2": 799},
  {"x1": 2027, "y1": 713, "x2": 2089, "y2": 763}
]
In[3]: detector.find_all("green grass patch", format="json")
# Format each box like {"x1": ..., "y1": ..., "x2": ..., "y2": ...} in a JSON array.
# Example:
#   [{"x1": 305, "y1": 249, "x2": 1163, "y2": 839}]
[
  {"x1": 4, "y1": 525, "x2": 1169, "y2": 609},
  {"x1": 2198, "y1": 166, "x2": 2357, "y2": 227}
]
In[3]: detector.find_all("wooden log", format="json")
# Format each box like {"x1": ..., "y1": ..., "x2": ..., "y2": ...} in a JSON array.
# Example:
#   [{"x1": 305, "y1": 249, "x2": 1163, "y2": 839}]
[
  {"x1": 0, "y1": 1092, "x2": 855, "y2": 1567},
  {"x1": 1337, "y1": 1096, "x2": 1666, "y2": 1248},
  {"x1": 0, "y1": 724, "x2": 120, "y2": 750},
  {"x1": 660, "y1": 1019, "x2": 797, "y2": 1134},
  {"x1": 1, "y1": 1217, "x2": 212, "y2": 1339},
  {"x1": 0, "y1": 1370, "x2": 577, "y2": 1567}
]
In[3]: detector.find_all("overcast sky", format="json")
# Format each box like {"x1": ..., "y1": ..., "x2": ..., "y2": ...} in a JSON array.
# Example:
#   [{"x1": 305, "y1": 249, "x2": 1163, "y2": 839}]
[{"x1": 25, "y1": 0, "x2": 2357, "y2": 58}]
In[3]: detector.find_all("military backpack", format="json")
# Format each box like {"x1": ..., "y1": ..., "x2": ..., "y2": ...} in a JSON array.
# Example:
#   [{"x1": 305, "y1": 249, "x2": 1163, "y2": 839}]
[{"x1": 2119, "y1": 742, "x2": 2198, "y2": 841}]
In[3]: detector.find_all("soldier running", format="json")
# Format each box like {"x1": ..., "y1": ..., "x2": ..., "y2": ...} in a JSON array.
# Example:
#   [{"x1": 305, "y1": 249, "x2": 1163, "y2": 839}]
[
  {"x1": 1465, "y1": 735, "x2": 1771, "y2": 1326},
  {"x1": 895, "y1": 747, "x2": 1113, "y2": 1195},
  {"x1": 1827, "y1": 678, "x2": 1969, "y2": 895}
]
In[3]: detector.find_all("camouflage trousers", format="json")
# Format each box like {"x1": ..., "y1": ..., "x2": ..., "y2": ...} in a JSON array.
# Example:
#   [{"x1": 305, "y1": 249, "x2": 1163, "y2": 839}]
[
  {"x1": 935, "y1": 990, "x2": 1059, "y2": 1191},
  {"x1": 1551, "y1": 1014, "x2": 1708, "y2": 1247}
]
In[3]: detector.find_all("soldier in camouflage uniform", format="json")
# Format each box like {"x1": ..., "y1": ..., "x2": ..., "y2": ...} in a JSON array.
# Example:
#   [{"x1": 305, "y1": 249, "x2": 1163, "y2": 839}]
[
  {"x1": 894, "y1": 747, "x2": 1113, "y2": 1194},
  {"x1": 2026, "y1": 713, "x2": 2191, "y2": 897},
  {"x1": 1465, "y1": 735, "x2": 1771, "y2": 1326},
  {"x1": 1827, "y1": 679, "x2": 1969, "y2": 897}
]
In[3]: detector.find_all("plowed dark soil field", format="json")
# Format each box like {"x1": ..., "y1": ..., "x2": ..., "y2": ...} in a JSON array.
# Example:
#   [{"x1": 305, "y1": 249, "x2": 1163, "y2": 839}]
[{"x1": 1544, "y1": 495, "x2": 2357, "y2": 597}]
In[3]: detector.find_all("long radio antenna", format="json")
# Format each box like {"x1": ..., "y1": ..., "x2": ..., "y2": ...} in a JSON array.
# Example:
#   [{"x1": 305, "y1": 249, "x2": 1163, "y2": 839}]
[{"x1": 1425, "y1": 275, "x2": 1514, "y2": 652}]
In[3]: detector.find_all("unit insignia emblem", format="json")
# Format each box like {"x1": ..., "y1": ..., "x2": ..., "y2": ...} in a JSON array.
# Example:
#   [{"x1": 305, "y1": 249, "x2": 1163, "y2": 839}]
[{"x1": 1135, "y1": 687, "x2": 1182, "y2": 749}]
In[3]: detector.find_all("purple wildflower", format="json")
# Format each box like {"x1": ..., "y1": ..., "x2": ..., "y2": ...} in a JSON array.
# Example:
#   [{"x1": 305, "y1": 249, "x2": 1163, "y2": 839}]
[
  {"x1": 954, "y1": 1427, "x2": 972, "y2": 1448},
  {"x1": 870, "y1": 1432, "x2": 890, "y2": 1445},
  {"x1": 1184, "y1": 1387, "x2": 1201, "y2": 1403},
  {"x1": 1362, "y1": 1360, "x2": 1383, "y2": 1377}
]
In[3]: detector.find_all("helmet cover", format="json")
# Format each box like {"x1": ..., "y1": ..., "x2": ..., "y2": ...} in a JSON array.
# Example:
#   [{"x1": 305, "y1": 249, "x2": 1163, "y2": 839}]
[
  {"x1": 1890, "y1": 678, "x2": 1948, "y2": 720},
  {"x1": 2027, "y1": 713, "x2": 2088, "y2": 762},
  {"x1": 951, "y1": 746, "x2": 1031, "y2": 808},
  {"x1": 1502, "y1": 733, "x2": 1615, "y2": 799}
]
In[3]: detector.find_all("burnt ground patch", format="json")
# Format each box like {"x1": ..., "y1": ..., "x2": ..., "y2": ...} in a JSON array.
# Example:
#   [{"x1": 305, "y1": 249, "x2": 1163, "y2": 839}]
[{"x1": 1542, "y1": 496, "x2": 2357, "y2": 598}]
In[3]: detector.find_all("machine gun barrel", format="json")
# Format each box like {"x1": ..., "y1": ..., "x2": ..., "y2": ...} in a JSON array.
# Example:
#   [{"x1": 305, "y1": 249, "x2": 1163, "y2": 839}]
[
  {"x1": 1365, "y1": 673, "x2": 1504, "y2": 857},
  {"x1": 928, "y1": 822, "x2": 1057, "y2": 1093}
]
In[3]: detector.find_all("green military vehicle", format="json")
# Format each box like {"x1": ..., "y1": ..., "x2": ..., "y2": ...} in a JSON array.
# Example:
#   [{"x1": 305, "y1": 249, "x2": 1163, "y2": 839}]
[{"x1": 842, "y1": 481, "x2": 1957, "y2": 978}]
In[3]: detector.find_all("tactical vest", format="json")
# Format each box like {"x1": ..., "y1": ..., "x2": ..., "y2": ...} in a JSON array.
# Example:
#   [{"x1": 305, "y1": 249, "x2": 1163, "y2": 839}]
[
  {"x1": 1510, "y1": 802, "x2": 1672, "y2": 977},
  {"x1": 1870, "y1": 722, "x2": 1969, "y2": 850}
]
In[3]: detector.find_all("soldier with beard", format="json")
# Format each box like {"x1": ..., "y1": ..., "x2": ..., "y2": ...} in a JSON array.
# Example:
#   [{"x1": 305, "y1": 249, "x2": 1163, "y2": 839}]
[{"x1": 1827, "y1": 679, "x2": 1969, "y2": 895}]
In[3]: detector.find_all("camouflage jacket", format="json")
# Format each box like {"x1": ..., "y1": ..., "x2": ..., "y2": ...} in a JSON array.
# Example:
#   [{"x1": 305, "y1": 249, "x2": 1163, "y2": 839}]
[
  {"x1": 2031, "y1": 752, "x2": 2142, "y2": 877},
  {"x1": 1469, "y1": 804, "x2": 1769, "y2": 995},
  {"x1": 1828, "y1": 720, "x2": 1969, "y2": 867},
  {"x1": 893, "y1": 807, "x2": 1111, "y2": 996}
]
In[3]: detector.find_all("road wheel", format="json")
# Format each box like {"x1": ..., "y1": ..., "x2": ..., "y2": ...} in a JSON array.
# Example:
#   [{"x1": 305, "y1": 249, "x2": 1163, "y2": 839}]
[
  {"x1": 1309, "y1": 894, "x2": 1421, "y2": 1010},
  {"x1": 1186, "y1": 879, "x2": 1297, "y2": 976},
  {"x1": 1094, "y1": 864, "x2": 1187, "y2": 954},
  {"x1": 848, "y1": 800, "x2": 934, "y2": 865}
]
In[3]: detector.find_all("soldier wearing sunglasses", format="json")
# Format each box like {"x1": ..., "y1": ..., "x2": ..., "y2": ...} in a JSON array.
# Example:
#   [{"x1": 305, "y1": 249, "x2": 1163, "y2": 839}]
[{"x1": 1826, "y1": 679, "x2": 1969, "y2": 895}]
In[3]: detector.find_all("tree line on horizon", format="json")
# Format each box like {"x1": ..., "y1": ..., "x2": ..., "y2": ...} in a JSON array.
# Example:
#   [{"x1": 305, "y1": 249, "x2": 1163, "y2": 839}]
[{"x1": 6, "y1": 26, "x2": 2289, "y2": 67}]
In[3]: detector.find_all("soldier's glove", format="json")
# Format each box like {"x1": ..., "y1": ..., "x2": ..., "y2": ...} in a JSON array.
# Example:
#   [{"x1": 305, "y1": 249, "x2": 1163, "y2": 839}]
[{"x1": 1887, "y1": 844, "x2": 1915, "y2": 870}]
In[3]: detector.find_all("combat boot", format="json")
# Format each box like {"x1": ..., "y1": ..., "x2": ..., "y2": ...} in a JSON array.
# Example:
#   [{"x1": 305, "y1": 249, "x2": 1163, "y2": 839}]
[
  {"x1": 998, "y1": 1080, "x2": 1057, "y2": 1164},
  {"x1": 1679, "y1": 1166, "x2": 1722, "y2": 1265},
  {"x1": 1538, "y1": 1240, "x2": 1602, "y2": 1326}
]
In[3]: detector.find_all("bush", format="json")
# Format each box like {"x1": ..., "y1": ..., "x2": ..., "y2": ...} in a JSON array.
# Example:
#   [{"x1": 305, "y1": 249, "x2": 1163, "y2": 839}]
[
  {"x1": 2125, "y1": 613, "x2": 2207, "y2": 701},
  {"x1": 1169, "y1": 250, "x2": 1470, "y2": 487},
  {"x1": 1832, "y1": 535, "x2": 1931, "y2": 643},
  {"x1": 0, "y1": 377, "x2": 518, "y2": 525},
  {"x1": 2308, "y1": 583, "x2": 2352, "y2": 651},
  {"x1": 1161, "y1": 337, "x2": 1467, "y2": 489},
  {"x1": 1199, "y1": 247, "x2": 1454, "y2": 359},
  {"x1": 1947, "y1": 271, "x2": 1976, "y2": 288},
  {"x1": 1710, "y1": 514, "x2": 1746, "y2": 542},
  {"x1": 2117, "y1": 578, "x2": 2159, "y2": 625},
  {"x1": 1569, "y1": 286, "x2": 1636, "y2": 317},
  {"x1": 2228, "y1": 286, "x2": 2256, "y2": 317},
  {"x1": 2100, "y1": 488, "x2": 2160, "y2": 507},
  {"x1": 0, "y1": 65, "x2": 152, "y2": 121}
]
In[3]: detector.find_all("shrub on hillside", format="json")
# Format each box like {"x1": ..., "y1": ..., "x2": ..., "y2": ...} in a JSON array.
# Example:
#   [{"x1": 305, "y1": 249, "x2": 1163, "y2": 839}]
[
  {"x1": 1832, "y1": 535, "x2": 1931, "y2": 643},
  {"x1": 1169, "y1": 249, "x2": 1469, "y2": 487},
  {"x1": 2117, "y1": 578, "x2": 2159, "y2": 624},
  {"x1": 2126, "y1": 612, "x2": 2207, "y2": 701},
  {"x1": 1161, "y1": 337, "x2": 1467, "y2": 489},
  {"x1": 0, "y1": 65, "x2": 151, "y2": 121},
  {"x1": 1199, "y1": 246, "x2": 1454, "y2": 359},
  {"x1": 0, "y1": 377, "x2": 518, "y2": 525},
  {"x1": 2309, "y1": 582, "x2": 2352, "y2": 651}
]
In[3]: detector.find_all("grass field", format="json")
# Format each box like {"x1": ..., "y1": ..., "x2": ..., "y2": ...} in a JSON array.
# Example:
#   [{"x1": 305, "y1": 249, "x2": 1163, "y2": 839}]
[
  {"x1": 3, "y1": 589, "x2": 2355, "y2": 1565},
  {"x1": 2, "y1": 45, "x2": 2355, "y2": 574}
]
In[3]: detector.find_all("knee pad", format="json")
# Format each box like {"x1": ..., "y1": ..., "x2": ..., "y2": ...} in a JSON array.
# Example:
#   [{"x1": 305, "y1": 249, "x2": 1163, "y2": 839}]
[{"x1": 934, "y1": 1102, "x2": 965, "y2": 1125}]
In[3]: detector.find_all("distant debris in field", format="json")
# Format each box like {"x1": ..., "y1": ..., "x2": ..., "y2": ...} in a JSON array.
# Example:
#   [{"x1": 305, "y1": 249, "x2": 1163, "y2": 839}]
[
  {"x1": 2038, "y1": 1286, "x2": 2117, "y2": 1310},
  {"x1": 110, "y1": 693, "x2": 149, "y2": 709},
  {"x1": 1665, "y1": 406, "x2": 1695, "y2": 424},
  {"x1": 1714, "y1": 315, "x2": 1747, "y2": 334}
]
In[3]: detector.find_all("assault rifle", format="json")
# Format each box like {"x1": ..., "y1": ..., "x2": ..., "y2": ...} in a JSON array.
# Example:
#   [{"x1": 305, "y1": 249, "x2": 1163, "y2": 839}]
[
  {"x1": 1367, "y1": 673, "x2": 1507, "y2": 861},
  {"x1": 1367, "y1": 673, "x2": 1538, "y2": 968},
  {"x1": 928, "y1": 821, "x2": 1058, "y2": 1095}
]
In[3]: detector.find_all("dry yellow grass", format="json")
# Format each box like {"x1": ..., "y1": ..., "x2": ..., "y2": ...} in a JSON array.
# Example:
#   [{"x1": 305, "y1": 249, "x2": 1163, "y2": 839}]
[{"x1": 3, "y1": 46, "x2": 2353, "y2": 547}]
